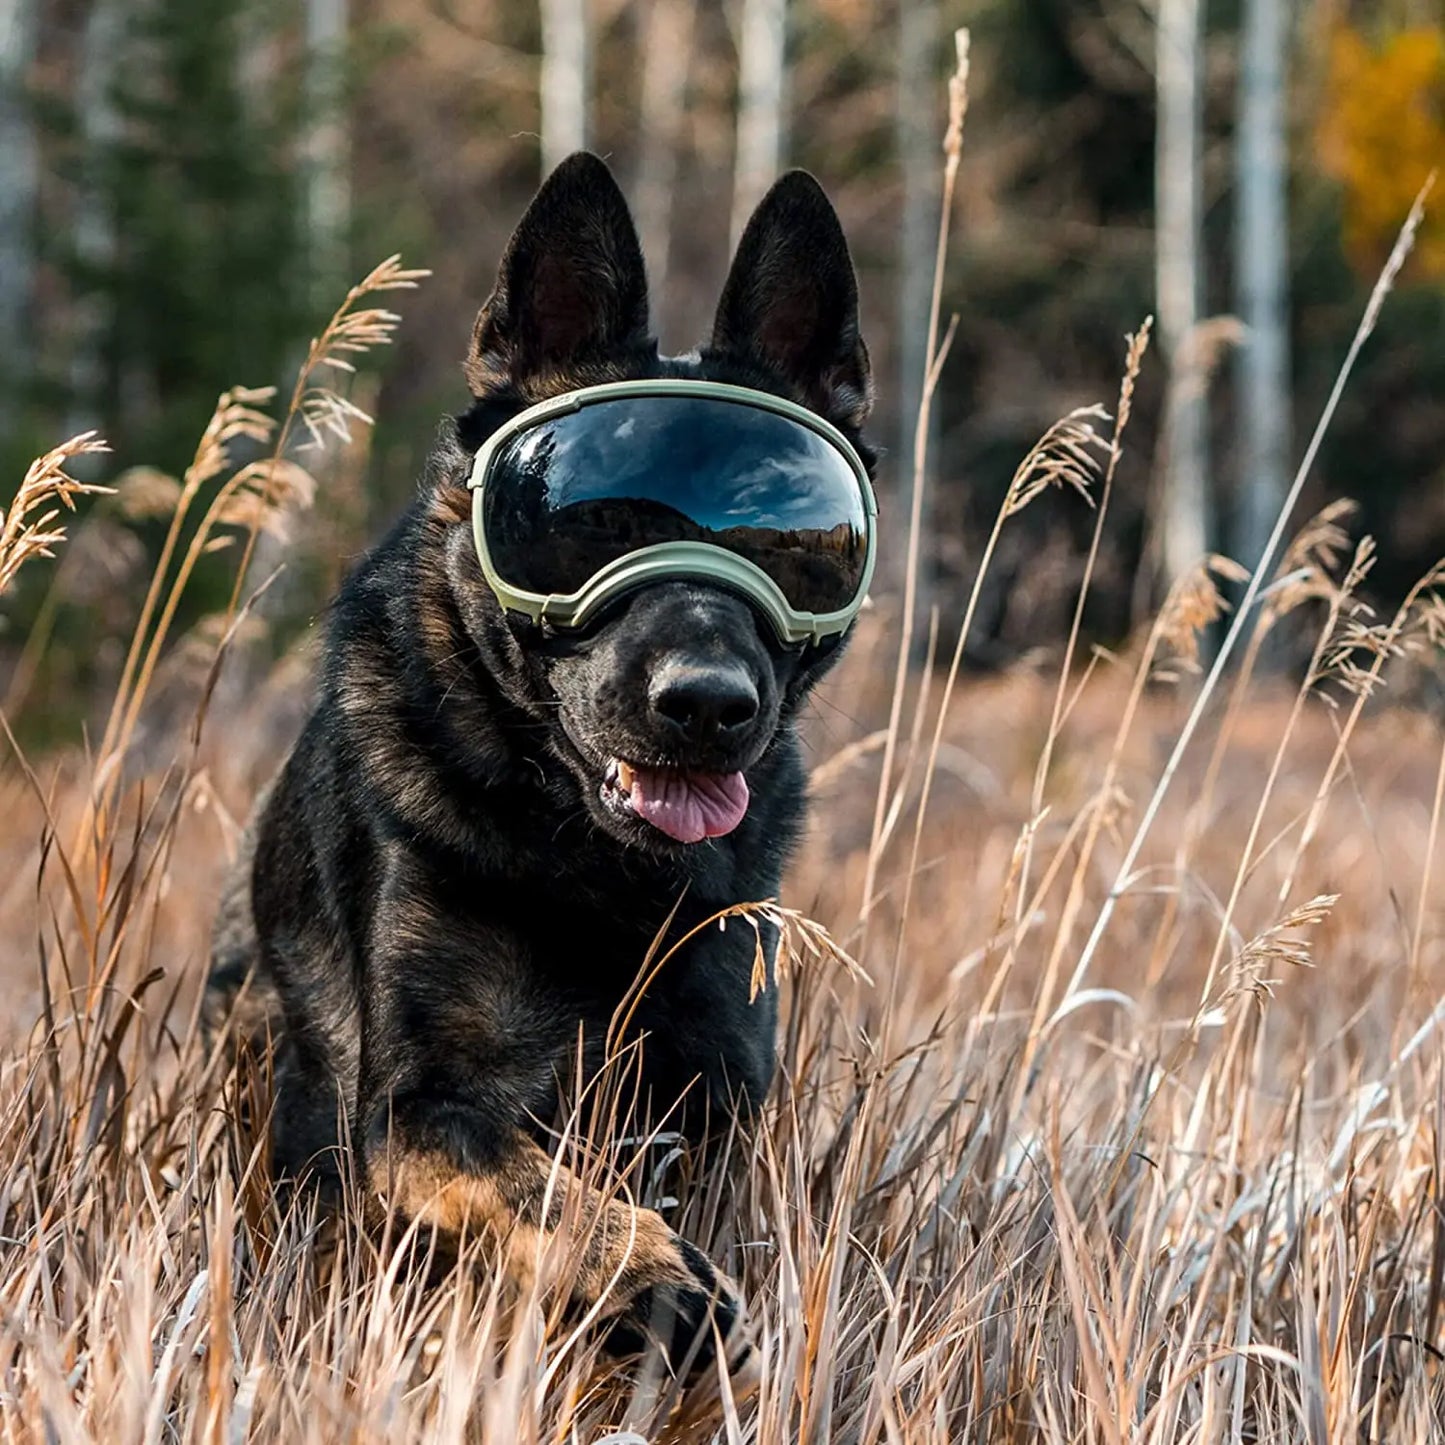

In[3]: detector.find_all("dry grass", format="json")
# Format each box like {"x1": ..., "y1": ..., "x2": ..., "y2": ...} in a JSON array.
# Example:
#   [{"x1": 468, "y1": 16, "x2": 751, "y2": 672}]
[
  {"x1": 3, "y1": 413, "x2": 1444, "y2": 1444},
  {"x1": 0, "y1": 436, "x2": 111, "y2": 597},
  {"x1": 4, "y1": 75, "x2": 1445, "y2": 1445},
  {"x1": 3, "y1": 546, "x2": 1445, "y2": 1441}
]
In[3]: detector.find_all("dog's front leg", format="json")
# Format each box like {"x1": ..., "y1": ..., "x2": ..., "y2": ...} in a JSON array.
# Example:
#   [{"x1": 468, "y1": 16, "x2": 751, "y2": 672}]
[
  {"x1": 364, "y1": 1117, "x2": 749, "y2": 1373},
  {"x1": 357, "y1": 865, "x2": 750, "y2": 1377}
]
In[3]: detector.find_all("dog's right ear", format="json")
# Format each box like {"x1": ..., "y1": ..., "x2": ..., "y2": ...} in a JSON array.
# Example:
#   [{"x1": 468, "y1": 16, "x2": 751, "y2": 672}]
[
  {"x1": 465, "y1": 153, "x2": 652, "y2": 395},
  {"x1": 708, "y1": 171, "x2": 872, "y2": 433}
]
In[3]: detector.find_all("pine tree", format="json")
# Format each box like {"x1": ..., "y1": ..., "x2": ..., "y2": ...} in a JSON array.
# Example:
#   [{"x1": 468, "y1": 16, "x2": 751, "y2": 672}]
[{"x1": 56, "y1": 0, "x2": 322, "y2": 475}]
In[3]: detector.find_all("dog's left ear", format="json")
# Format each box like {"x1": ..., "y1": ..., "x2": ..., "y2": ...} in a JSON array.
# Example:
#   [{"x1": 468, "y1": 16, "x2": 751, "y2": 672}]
[
  {"x1": 708, "y1": 172, "x2": 872, "y2": 432},
  {"x1": 466, "y1": 152, "x2": 652, "y2": 395}
]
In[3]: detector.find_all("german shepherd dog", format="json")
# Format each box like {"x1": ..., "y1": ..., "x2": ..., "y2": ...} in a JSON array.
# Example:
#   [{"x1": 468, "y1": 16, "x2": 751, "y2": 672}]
[{"x1": 208, "y1": 152, "x2": 875, "y2": 1375}]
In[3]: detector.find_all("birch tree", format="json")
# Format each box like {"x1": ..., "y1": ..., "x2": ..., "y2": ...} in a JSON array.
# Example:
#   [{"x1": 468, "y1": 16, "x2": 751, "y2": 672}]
[
  {"x1": 0, "y1": 0, "x2": 36, "y2": 434},
  {"x1": 633, "y1": 0, "x2": 695, "y2": 323},
  {"x1": 1234, "y1": 0, "x2": 1289, "y2": 574},
  {"x1": 303, "y1": 0, "x2": 350, "y2": 307},
  {"x1": 730, "y1": 0, "x2": 786, "y2": 250},
  {"x1": 1155, "y1": 0, "x2": 1210, "y2": 583},
  {"x1": 67, "y1": 0, "x2": 123, "y2": 442},
  {"x1": 895, "y1": 0, "x2": 940, "y2": 603},
  {"x1": 224, "y1": 0, "x2": 352, "y2": 660},
  {"x1": 539, "y1": 0, "x2": 590, "y2": 175}
]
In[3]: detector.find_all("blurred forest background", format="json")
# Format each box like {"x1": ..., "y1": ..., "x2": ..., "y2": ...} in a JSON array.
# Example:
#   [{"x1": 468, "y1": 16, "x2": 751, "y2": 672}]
[{"x1": 1, "y1": 0, "x2": 1442, "y2": 743}]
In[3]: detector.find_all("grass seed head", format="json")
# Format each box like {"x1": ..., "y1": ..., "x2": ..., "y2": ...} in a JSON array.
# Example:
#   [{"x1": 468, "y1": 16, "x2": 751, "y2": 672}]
[{"x1": 0, "y1": 433, "x2": 112, "y2": 595}]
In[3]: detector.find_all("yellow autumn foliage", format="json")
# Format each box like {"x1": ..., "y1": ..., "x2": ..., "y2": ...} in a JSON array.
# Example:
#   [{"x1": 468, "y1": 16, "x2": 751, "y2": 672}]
[{"x1": 1317, "y1": 24, "x2": 1445, "y2": 275}]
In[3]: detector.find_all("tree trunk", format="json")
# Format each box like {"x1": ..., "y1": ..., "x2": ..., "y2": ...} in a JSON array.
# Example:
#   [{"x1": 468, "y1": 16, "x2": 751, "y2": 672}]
[
  {"x1": 894, "y1": 0, "x2": 939, "y2": 609},
  {"x1": 633, "y1": 0, "x2": 695, "y2": 332},
  {"x1": 66, "y1": 0, "x2": 123, "y2": 441},
  {"x1": 1234, "y1": 0, "x2": 1289, "y2": 575},
  {"x1": 538, "y1": 0, "x2": 590, "y2": 176},
  {"x1": 730, "y1": 0, "x2": 786, "y2": 250},
  {"x1": 303, "y1": 0, "x2": 350, "y2": 308},
  {"x1": 230, "y1": 0, "x2": 353, "y2": 669},
  {"x1": 0, "y1": 0, "x2": 36, "y2": 437},
  {"x1": 1155, "y1": 0, "x2": 1210, "y2": 583}
]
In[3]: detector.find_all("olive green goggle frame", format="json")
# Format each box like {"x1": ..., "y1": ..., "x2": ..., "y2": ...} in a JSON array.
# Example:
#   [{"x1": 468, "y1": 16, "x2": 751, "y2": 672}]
[{"x1": 466, "y1": 379, "x2": 878, "y2": 645}]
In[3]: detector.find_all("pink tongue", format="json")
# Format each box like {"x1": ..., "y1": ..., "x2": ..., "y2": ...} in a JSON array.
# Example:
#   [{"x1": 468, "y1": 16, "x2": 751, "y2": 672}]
[{"x1": 628, "y1": 767, "x2": 750, "y2": 844}]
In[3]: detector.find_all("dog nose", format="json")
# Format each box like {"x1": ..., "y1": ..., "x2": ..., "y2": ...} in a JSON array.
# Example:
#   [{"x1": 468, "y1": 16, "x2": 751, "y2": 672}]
[{"x1": 650, "y1": 664, "x2": 760, "y2": 745}]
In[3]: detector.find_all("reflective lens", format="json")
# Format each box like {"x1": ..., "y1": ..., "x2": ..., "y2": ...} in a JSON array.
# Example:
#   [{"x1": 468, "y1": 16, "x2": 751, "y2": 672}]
[{"x1": 481, "y1": 395, "x2": 869, "y2": 616}]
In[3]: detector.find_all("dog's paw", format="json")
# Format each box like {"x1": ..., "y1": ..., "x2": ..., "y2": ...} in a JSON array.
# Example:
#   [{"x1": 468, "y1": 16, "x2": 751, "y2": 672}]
[{"x1": 602, "y1": 1236, "x2": 752, "y2": 1380}]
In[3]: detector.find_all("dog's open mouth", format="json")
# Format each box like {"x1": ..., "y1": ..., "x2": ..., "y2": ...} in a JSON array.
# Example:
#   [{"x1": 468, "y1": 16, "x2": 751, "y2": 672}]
[{"x1": 602, "y1": 758, "x2": 750, "y2": 844}]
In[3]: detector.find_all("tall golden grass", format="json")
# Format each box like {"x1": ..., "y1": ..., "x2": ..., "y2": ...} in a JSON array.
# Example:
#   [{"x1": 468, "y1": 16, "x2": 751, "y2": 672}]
[{"x1": 3, "y1": 49, "x2": 1445, "y2": 1445}]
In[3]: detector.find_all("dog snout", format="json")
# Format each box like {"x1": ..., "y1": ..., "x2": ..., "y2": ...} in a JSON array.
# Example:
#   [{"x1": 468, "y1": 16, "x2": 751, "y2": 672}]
[{"x1": 649, "y1": 662, "x2": 760, "y2": 747}]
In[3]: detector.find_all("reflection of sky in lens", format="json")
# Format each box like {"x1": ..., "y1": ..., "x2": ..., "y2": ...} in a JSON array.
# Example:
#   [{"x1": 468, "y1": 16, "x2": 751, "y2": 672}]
[
  {"x1": 489, "y1": 395, "x2": 869, "y2": 609},
  {"x1": 510, "y1": 397, "x2": 864, "y2": 533}
]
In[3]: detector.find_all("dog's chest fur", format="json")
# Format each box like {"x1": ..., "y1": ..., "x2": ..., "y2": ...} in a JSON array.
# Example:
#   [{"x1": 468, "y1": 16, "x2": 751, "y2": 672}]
[{"x1": 226, "y1": 433, "x2": 802, "y2": 1173}]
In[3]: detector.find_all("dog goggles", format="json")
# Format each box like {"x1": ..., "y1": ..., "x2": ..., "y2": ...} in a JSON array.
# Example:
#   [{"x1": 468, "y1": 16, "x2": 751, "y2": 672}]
[{"x1": 466, "y1": 380, "x2": 876, "y2": 645}]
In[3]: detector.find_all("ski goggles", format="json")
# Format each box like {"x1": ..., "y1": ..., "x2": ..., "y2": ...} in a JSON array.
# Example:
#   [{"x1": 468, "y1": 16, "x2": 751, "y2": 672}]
[{"x1": 466, "y1": 380, "x2": 877, "y2": 645}]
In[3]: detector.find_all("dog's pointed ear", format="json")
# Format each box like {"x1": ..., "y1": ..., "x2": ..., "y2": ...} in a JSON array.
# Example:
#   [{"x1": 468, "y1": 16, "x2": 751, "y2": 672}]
[
  {"x1": 465, "y1": 153, "x2": 652, "y2": 395},
  {"x1": 708, "y1": 172, "x2": 872, "y2": 431}
]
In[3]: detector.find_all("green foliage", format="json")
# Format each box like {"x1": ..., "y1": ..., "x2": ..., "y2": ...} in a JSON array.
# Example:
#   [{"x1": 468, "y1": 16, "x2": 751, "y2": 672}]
[
  {"x1": 5, "y1": 0, "x2": 344, "y2": 738},
  {"x1": 52, "y1": 0, "x2": 324, "y2": 476}
]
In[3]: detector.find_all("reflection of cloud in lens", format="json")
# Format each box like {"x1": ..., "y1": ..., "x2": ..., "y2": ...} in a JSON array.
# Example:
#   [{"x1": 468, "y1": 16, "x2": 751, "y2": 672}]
[
  {"x1": 521, "y1": 396, "x2": 861, "y2": 529},
  {"x1": 721, "y1": 457, "x2": 830, "y2": 527}
]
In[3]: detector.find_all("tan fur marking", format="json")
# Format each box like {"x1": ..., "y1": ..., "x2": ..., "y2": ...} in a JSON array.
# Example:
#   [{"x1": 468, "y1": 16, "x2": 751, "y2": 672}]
[
  {"x1": 416, "y1": 574, "x2": 460, "y2": 670},
  {"x1": 430, "y1": 484, "x2": 470, "y2": 529},
  {"x1": 463, "y1": 354, "x2": 645, "y2": 407},
  {"x1": 372, "y1": 1139, "x2": 707, "y2": 1314}
]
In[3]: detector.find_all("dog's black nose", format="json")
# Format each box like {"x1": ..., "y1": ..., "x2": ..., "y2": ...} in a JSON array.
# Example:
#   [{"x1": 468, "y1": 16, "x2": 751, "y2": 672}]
[{"x1": 650, "y1": 663, "x2": 760, "y2": 745}]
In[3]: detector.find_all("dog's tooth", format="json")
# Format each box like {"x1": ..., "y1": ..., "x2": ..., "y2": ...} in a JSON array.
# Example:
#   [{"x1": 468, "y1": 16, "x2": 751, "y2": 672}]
[
  {"x1": 617, "y1": 760, "x2": 636, "y2": 793},
  {"x1": 605, "y1": 758, "x2": 619, "y2": 786}
]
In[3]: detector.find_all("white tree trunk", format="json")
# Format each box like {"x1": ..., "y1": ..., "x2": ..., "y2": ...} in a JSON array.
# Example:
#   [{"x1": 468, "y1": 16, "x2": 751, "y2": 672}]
[
  {"x1": 730, "y1": 0, "x2": 786, "y2": 250},
  {"x1": 539, "y1": 0, "x2": 590, "y2": 175},
  {"x1": 895, "y1": 0, "x2": 939, "y2": 605},
  {"x1": 0, "y1": 0, "x2": 36, "y2": 433},
  {"x1": 67, "y1": 0, "x2": 123, "y2": 439},
  {"x1": 1235, "y1": 0, "x2": 1289, "y2": 574},
  {"x1": 303, "y1": 0, "x2": 350, "y2": 306},
  {"x1": 1156, "y1": 0, "x2": 1210, "y2": 582},
  {"x1": 229, "y1": 0, "x2": 353, "y2": 657},
  {"x1": 633, "y1": 0, "x2": 695, "y2": 325}
]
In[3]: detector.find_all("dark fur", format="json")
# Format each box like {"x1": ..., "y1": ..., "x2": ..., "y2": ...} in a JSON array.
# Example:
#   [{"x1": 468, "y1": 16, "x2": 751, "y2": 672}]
[{"x1": 207, "y1": 153, "x2": 875, "y2": 1375}]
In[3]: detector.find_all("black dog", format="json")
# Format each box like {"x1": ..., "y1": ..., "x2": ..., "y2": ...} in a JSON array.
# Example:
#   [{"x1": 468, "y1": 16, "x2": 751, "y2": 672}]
[{"x1": 208, "y1": 152, "x2": 875, "y2": 1373}]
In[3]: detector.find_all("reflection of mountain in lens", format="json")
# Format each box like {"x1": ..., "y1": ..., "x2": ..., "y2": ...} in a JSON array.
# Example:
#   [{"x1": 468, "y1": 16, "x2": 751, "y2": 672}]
[
  {"x1": 542, "y1": 496, "x2": 698, "y2": 592},
  {"x1": 548, "y1": 497, "x2": 864, "y2": 611},
  {"x1": 720, "y1": 520, "x2": 862, "y2": 613}
]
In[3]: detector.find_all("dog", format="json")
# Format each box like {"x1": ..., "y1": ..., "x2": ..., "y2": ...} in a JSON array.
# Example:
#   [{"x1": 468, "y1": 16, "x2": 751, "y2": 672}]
[{"x1": 207, "y1": 151, "x2": 876, "y2": 1376}]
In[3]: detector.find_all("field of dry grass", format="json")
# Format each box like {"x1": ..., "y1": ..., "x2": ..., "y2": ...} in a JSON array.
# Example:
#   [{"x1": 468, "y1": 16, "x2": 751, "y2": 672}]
[
  {"x1": 4, "y1": 131, "x2": 1445, "y2": 1444},
  {"x1": 3, "y1": 526, "x2": 1445, "y2": 1442}
]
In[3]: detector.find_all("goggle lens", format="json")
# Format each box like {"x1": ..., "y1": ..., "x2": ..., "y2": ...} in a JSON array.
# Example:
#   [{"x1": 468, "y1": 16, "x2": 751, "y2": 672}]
[{"x1": 481, "y1": 395, "x2": 869, "y2": 618}]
